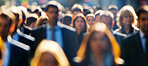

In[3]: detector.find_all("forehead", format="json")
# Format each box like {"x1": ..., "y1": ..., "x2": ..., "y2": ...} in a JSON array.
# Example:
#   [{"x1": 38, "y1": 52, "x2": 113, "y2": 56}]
[
  {"x1": 139, "y1": 13, "x2": 148, "y2": 18},
  {"x1": 47, "y1": 7, "x2": 58, "y2": 11},
  {"x1": 76, "y1": 17, "x2": 83, "y2": 20},
  {"x1": 0, "y1": 16, "x2": 9, "y2": 23},
  {"x1": 92, "y1": 31, "x2": 105, "y2": 38},
  {"x1": 101, "y1": 16, "x2": 111, "y2": 21},
  {"x1": 122, "y1": 10, "x2": 132, "y2": 16},
  {"x1": 87, "y1": 16, "x2": 95, "y2": 19}
]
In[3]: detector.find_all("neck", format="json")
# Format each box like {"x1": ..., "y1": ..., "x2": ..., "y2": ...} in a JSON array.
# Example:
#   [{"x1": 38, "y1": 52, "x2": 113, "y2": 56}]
[
  {"x1": 92, "y1": 51, "x2": 105, "y2": 66},
  {"x1": 48, "y1": 22, "x2": 57, "y2": 28},
  {"x1": 123, "y1": 25, "x2": 131, "y2": 34},
  {"x1": 76, "y1": 30, "x2": 81, "y2": 35}
]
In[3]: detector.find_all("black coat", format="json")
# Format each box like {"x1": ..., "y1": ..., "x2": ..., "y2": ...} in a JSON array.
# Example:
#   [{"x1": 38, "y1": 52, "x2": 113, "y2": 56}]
[
  {"x1": 31, "y1": 24, "x2": 79, "y2": 65},
  {"x1": 7, "y1": 25, "x2": 34, "y2": 66},
  {"x1": 6, "y1": 36, "x2": 30, "y2": 66},
  {"x1": 121, "y1": 32, "x2": 148, "y2": 66}
]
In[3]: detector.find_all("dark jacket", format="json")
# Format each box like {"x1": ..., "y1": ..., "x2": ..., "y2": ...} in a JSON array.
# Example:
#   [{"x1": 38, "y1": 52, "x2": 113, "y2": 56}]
[
  {"x1": 31, "y1": 23, "x2": 79, "y2": 65},
  {"x1": 121, "y1": 32, "x2": 148, "y2": 66}
]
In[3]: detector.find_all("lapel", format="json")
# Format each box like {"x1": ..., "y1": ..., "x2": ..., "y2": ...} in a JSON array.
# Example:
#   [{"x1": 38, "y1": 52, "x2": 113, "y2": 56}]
[{"x1": 135, "y1": 32, "x2": 144, "y2": 54}]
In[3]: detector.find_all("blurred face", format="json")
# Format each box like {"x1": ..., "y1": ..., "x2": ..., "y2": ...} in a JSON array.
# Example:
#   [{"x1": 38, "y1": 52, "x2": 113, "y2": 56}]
[
  {"x1": 38, "y1": 52, "x2": 58, "y2": 66},
  {"x1": 100, "y1": 16, "x2": 112, "y2": 29},
  {"x1": 73, "y1": 11, "x2": 81, "y2": 17},
  {"x1": 46, "y1": 7, "x2": 59, "y2": 25},
  {"x1": 0, "y1": 17, "x2": 10, "y2": 41},
  {"x1": 110, "y1": 9, "x2": 117, "y2": 19},
  {"x1": 75, "y1": 17, "x2": 85, "y2": 31},
  {"x1": 29, "y1": 22, "x2": 36, "y2": 28},
  {"x1": 138, "y1": 13, "x2": 148, "y2": 34},
  {"x1": 87, "y1": 16, "x2": 95, "y2": 26},
  {"x1": 90, "y1": 31, "x2": 109, "y2": 53},
  {"x1": 95, "y1": 15, "x2": 100, "y2": 22},
  {"x1": 121, "y1": 12, "x2": 133, "y2": 26}
]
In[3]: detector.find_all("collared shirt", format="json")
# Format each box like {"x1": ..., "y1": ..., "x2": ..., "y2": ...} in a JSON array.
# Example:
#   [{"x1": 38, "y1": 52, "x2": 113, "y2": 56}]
[
  {"x1": 3, "y1": 41, "x2": 11, "y2": 66},
  {"x1": 46, "y1": 24, "x2": 63, "y2": 48},
  {"x1": 140, "y1": 30, "x2": 147, "y2": 53}
]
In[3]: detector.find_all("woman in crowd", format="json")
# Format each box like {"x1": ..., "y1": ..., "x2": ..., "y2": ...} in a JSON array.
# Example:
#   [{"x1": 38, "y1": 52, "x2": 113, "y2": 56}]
[
  {"x1": 86, "y1": 14, "x2": 95, "y2": 32},
  {"x1": 95, "y1": 10, "x2": 104, "y2": 23},
  {"x1": 72, "y1": 13, "x2": 89, "y2": 46},
  {"x1": 74, "y1": 23, "x2": 124, "y2": 66},
  {"x1": 114, "y1": 5, "x2": 139, "y2": 37},
  {"x1": 31, "y1": 40, "x2": 69, "y2": 66}
]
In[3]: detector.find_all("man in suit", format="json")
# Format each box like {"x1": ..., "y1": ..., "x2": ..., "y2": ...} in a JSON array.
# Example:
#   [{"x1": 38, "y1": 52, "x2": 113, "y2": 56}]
[
  {"x1": 121, "y1": 5, "x2": 148, "y2": 66},
  {"x1": 31, "y1": 4, "x2": 79, "y2": 65},
  {"x1": 100, "y1": 10, "x2": 125, "y2": 45}
]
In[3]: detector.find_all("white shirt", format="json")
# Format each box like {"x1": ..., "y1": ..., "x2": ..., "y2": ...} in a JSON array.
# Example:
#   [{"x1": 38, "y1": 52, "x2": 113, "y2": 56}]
[{"x1": 46, "y1": 24, "x2": 63, "y2": 48}]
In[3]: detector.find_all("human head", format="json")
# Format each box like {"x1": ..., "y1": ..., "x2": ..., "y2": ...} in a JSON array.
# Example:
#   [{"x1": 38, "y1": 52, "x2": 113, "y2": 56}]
[
  {"x1": 117, "y1": 5, "x2": 137, "y2": 28},
  {"x1": 36, "y1": 15, "x2": 48, "y2": 27},
  {"x1": 86, "y1": 14, "x2": 95, "y2": 27},
  {"x1": 137, "y1": 5, "x2": 148, "y2": 34},
  {"x1": 75, "y1": 23, "x2": 123, "y2": 64},
  {"x1": 72, "y1": 13, "x2": 88, "y2": 35},
  {"x1": 0, "y1": 10, "x2": 15, "y2": 41},
  {"x1": 95, "y1": 10, "x2": 104, "y2": 22},
  {"x1": 32, "y1": 7, "x2": 42, "y2": 17},
  {"x1": 62, "y1": 13, "x2": 73, "y2": 26},
  {"x1": 108, "y1": 5, "x2": 118, "y2": 19},
  {"x1": 100, "y1": 10, "x2": 114, "y2": 30},
  {"x1": 45, "y1": 4, "x2": 59, "y2": 27},
  {"x1": 31, "y1": 40, "x2": 69, "y2": 66},
  {"x1": 26, "y1": 14, "x2": 38, "y2": 28},
  {"x1": 71, "y1": 4, "x2": 83, "y2": 17},
  {"x1": 93, "y1": 5, "x2": 102, "y2": 14}
]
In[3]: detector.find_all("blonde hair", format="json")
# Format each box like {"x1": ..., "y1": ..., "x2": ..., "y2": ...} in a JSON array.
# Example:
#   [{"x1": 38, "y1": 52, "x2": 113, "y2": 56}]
[
  {"x1": 117, "y1": 5, "x2": 138, "y2": 29},
  {"x1": 31, "y1": 40, "x2": 70, "y2": 66}
]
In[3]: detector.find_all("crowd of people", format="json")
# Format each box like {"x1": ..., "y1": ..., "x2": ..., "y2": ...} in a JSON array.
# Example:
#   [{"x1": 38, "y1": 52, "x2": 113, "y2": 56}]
[{"x1": 0, "y1": 0, "x2": 147, "y2": 66}]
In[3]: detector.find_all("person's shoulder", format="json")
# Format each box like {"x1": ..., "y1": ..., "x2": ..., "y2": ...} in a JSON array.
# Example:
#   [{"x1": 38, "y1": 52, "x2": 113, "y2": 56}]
[
  {"x1": 122, "y1": 32, "x2": 139, "y2": 46},
  {"x1": 32, "y1": 25, "x2": 46, "y2": 32},
  {"x1": 113, "y1": 30, "x2": 127, "y2": 38},
  {"x1": 58, "y1": 22, "x2": 76, "y2": 32},
  {"x1": 7, "y1": 35, "x2": 30, "y2": 51},
  {"x1": 113, "y1": 28, "x2": 121, "y2": 33},
  {"x1": 125, "y1": 31, "x2": 139, "y2": 40}
]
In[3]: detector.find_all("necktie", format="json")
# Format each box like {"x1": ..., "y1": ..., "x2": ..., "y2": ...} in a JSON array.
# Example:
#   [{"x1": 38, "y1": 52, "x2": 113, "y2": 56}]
[{"x1": 51, "y1": 28, "x2": 56, "y2": 41}]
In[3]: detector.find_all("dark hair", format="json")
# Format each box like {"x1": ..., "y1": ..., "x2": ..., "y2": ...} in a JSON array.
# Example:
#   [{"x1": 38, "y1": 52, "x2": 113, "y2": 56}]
[
  {"x1": 137, "y1": 5, "x2": 148, "y2": 19},
  {"x1": 62, "y1": 14, "x2": 72, "y2": 26},
  {"x1": 0, "y1": 14, "x2": 12, "y2": 27},
  {"x1": 72, "y1": 13, "x2": 88, "y2": 33},
  {"x1": 26, "y1": 17, "x2": 37, "y2": 26},
  {"x1": 45, "y1": 4, "x2": 59, "y2": 12}
]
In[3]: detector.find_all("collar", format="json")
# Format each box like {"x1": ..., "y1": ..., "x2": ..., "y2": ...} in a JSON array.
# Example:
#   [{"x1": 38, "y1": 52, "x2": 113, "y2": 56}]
[
  {"x1": 140, "y1": 30, "x2": 145, "y2": 39},
  {"x1": 46, "y1": 23, "x2": 60, "y2": 30}
]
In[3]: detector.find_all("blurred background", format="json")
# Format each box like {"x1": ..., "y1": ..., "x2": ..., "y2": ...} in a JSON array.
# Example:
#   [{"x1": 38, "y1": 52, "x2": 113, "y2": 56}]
[{"x1": 0, "y1": 0, "x2": 147, "y2": 11}]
